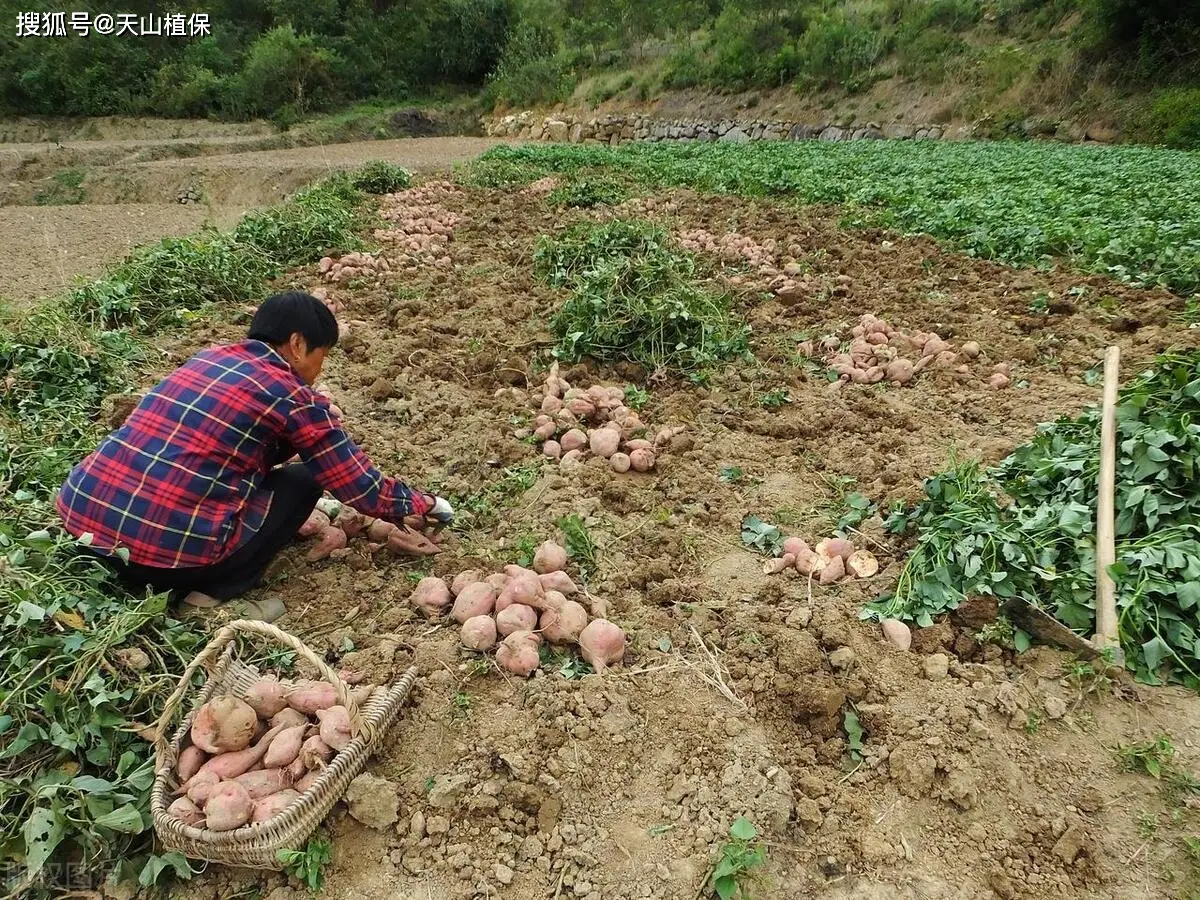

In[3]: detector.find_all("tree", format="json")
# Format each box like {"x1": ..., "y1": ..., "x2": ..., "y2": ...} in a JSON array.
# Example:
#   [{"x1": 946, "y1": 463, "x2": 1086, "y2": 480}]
[{"x1": 236, "y1": 25, "x2": 339, "y2": 114}]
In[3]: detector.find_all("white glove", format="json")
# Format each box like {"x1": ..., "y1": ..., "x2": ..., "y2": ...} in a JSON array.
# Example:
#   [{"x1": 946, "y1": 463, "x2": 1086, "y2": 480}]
[{"x1": 427, "y1": 495, "x2": 454, "y2": 525}]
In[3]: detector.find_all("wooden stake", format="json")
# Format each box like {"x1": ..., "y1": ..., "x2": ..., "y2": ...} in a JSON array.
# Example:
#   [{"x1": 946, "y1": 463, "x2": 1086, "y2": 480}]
[{"x1": 1094, "y1": 346, "x2": 1122, "y2": 659}]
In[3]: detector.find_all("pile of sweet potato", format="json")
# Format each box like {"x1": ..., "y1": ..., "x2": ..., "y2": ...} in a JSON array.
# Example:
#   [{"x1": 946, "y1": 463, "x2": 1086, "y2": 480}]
[
  {"x1": 514, "y1": 363, "x2": 685, "y2": 474},
  {"x1": 408, "y1": 541, "x2": 627, "y2": 678},
  {"x1": 762, "y1": 535, "x2": 879, "y2": 585},
  {"x1": 317, "y1": 251, "x2": 390, "y2": 284},
  {"x1": 167, "y1": 677, "x2": 375, "y2": 832},
  {"x1": 297, "y1": 497, "x2": 433, "y2": 562},
  {"x1": 802, "y1": 313, "x2": 1011, "y2": 390},
  {"x1": 374, "y1": 181, "x2": 462, "y2": 271}
]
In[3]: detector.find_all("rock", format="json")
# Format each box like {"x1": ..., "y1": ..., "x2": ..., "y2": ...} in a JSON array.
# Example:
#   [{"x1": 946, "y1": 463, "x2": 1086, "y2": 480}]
[
  {"x1": 880, "y1": 619, "x2": 912, "y2": 650},
  {"x1": 495, "y1": 863, "x2": 515, "y2": 885},
  {"x1": 409, "y1": 810, "x2": 426, "y2": 840},
  {"x1": 519, "y1": 835, "x2": 544, "y2": 860},
  {"x1": 829, "y1": 647, "x2": 855, "y2": 670},
  {"x1": 426, "y1": 814, "x2": 450, "y2": 835},
  {"x1": 923, "y1": 653, "x2": 950, "y2": 681},
  {"x1": 1044, "y1": 695, "x2": 1068, "y2": 719},
  {"x1": 785, "y1": 606, "x2": 812, "y2": 629},
  {"x1": 545, "y1": 120, "x2": 569, "y2": 142},
  {"x1": 1052, "y1": 823, "x2": 1090, "y2": 865},
  {"x1": 720, "y1": 127, "x2": 750, "y2": 143},
  {"x1": 888, "y1": 743, "x2": 936, "y2": 797},
  {"x1": 428, "y1": 773, "x2": 472, "y2": 809},
  {"x1": 344, "y1": 773, "x2": 399, "y2": 829},
  {"x1": 951, "y1": 596, "x2": 998, "y2": 628}
]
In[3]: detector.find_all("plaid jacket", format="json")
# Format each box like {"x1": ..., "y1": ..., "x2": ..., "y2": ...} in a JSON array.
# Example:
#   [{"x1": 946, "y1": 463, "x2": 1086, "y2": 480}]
[{"x1": 56, "y1": 339, "x2": 431, "y2": 569}]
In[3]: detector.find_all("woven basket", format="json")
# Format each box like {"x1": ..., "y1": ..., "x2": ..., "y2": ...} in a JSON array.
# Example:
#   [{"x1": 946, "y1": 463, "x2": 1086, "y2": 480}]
[{"x1": 150, "y1": 619, "x2": 417, "y2": 869}]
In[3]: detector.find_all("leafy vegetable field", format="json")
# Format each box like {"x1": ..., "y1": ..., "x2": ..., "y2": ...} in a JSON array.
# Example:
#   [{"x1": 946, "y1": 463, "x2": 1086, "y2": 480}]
[{"x1": 467, "y1": 141, "x2": 1200, "y2": 295}]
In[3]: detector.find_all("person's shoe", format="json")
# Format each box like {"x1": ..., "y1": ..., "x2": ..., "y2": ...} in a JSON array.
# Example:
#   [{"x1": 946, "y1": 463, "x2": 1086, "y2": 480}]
[
  {"x1": 180, "y1": 590, "x2": 222, "y2": 608},
  {"x1": 237, "y1": 596, "x2": 287, "y2": 624}
]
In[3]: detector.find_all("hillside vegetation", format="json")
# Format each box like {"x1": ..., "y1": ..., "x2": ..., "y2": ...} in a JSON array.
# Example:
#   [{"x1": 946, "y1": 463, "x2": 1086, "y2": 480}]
[{"x1": 0, "y1": 0, "x2": 1198, "y2": 146}]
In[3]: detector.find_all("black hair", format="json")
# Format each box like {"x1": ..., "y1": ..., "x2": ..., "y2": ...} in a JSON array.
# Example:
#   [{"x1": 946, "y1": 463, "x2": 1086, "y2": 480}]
[{"x1": 247, "y1": 292, "x2": 339, "y2": 350}]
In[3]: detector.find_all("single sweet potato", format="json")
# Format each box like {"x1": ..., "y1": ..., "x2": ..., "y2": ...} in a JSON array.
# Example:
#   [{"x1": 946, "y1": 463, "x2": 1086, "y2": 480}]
[
  {"x1": 244, "y1": 677, "x2": 289, "y2": 719},
  {"x1": 191, "y1": 695, "x2": 258, "y2": 754},
  {"x1": 451, "y1": 581, "x2": 496, "y2": 623},
  {"x1": 184, "y1": 770, "x2": 221, "y2": 805},
  {"x1": 410, "y1": 577, "x2": 452, "y2": 618},
  {"x1": 168, "y1": 795, "x2": 206, "y2": 827},
  {"x1": 235, "y1": 767, "x2": 294, "y2": 800},
  {"x1": 451, "y1": 569, "x2": 483, "y2": 596},
  {"x1": 496, "y1": 630, "x2": 542, "y2": 677},
  {"x1": 496, "y1": 603, "x2": 537, "y2": 636},
  {"x1": 298, "y1": 509, "x2": 331, "y2": 538},
  {"x1": 579, "y1": 619, "x2": 626, "y2": 672},
  {"x1": 461, "y1": 615, "x2": 498, "y2": 651},
  {"x1": 306, "y1": 525, "x2": 348, "y2": 561},
  {"x1": 540, "y1": 600, "x2": 588, "y2": 644},
  {"x1": 533, "y1": 541, "x2": 568, "y2": 574},
  {"x1": 317, "y1": 705, "x2": 355, "y2": 751},
  {"x1": 262, "y1": 724, "x2": 306, "y2": 769},
  {"x1": 334, "y1": 508, "x2": 369, "y2": 538},
  {"x1": 538, "y1": 571, "x2": 578, "y2": 595},
  {"x1": 205, "y1": 781, "x2": 254, "y2": 832},
  {"x1": 176, "y1": 745, "x2": 208, "y2": 782},
  {"x1": 251, "y1": 789, "x2": 301, "y2": 823},
  {"x1": 300, "y1": 735, "x2": 334, "y2": 770},
  {"x1": 286, "y1": 680, "x2": 338, "y2": 715},
  {"x1": 269, "y1": 708, "x2": 309, "y2": 730}
]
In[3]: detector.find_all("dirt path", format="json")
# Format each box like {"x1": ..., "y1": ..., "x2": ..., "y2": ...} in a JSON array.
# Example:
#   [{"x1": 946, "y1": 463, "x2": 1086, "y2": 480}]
[{"x1": 154, "y1": 179, "x2": 1200, "y2": 900}]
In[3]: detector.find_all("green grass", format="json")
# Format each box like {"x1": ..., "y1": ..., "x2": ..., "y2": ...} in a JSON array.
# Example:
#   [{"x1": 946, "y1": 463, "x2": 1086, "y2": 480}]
[
  {"x1": 33, "y1": 169, "x2": 87, "y2": 206},
  {"x1": 468, "y1": 141, "x2": 1200, "y2": 295}
]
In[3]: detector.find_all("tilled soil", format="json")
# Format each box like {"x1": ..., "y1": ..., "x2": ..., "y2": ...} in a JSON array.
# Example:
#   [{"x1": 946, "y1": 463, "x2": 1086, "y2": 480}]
[{"x1": 147, "y1": 181, "x2": 1200, "y2": 900}]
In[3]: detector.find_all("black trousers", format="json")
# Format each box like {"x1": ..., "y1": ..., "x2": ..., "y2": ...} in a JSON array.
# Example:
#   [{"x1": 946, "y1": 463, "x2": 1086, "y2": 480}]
[{"x1": 109, "y1": 464, "x2": 322, "y2": 602}]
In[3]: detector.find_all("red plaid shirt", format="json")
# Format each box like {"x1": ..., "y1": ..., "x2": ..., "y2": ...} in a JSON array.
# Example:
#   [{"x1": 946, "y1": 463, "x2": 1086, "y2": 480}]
[{"x1": 56, "y1": 339, "x2": 431, "y2": 569}]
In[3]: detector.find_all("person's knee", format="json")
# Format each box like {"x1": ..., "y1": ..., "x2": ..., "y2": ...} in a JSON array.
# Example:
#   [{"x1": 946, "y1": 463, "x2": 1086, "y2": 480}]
[{"x1": 281, "y1": 463, "x2": 322, "y2": 507}]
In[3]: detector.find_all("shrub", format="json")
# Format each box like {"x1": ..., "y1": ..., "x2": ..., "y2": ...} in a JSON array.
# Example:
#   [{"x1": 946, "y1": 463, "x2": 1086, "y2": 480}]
[
  {"x1": 351, "y1": 160, "x2": 413, "y2": 194},
  {"x1": 1130, "y1": 88, "x2": 1200, "y2": 149},
  {"x1": 796, "y1": 13, "x2": 889, "y2": 90},
  {"x1": 533, "y1": 220, "x2": 750, "y2": 372},
  {"x1": 484, "y1": 21, "x2": 576, "y2": 108},
  {"x1": 661, "y1": 47, "x2": 705, "y2": 90}
]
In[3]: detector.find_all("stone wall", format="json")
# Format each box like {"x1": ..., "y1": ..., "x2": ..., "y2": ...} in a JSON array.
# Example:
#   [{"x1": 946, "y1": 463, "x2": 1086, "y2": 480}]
[{"x1": 484, "y1": 110, "x2": 969, "y2": 145}]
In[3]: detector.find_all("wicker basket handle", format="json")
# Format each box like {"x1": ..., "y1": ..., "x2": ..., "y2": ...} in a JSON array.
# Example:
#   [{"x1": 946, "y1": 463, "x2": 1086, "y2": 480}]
[{"x1": 152, "y1": 619, "x2": 363, "y2": 762}]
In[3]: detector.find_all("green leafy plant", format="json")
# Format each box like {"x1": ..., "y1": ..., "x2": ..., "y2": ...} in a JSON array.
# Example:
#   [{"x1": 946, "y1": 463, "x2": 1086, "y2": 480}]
[
  {"x1": 843, "y1": 708, "x2": 865, "y2": 761},
  {"x1": 623, "y1": 385, "x2": 650, "y2": 410},
  {"x1": 277, "y1": 836, "x2": 333, "y2": 893},
  {"x1": 33, "y1": 169, "x2": 87, "y2": 206},
  {"x1": 538, "y1": 643, "x2": 593, "y2": 679},
  {"x1": 757, "y1": 388, "x2": 791, "y2": 409},
  {"x1": 1116, "y1": 734, "x2": 1176, "y2": 779},
  {"x1": 835, "y1": 492, "x2": 875, "y2": 535},
  {"x1": 533, "y1": 220, "x2": 750, "y2": 373},
  {"x1": 557, "y1": 514, "x2": 598, "y2": 582},
  {"x1": 720, "y1": 465, "x2": 745, "y2": 484},
  {"x1": 711, "y1": 817, "x2": 767, "y2": 899},
  {"x1": 867, "y1": 351, "x2": 1200, "y2": 688},
  {"x1": 741, "y1": 515, "x2": 784, "y2": 557},
  {"x1": 350, "y1": 160, "x2": 412, "y2": 194},
  {"x1": 547, "y1": 178, "x2": 626, "y2": 208}
]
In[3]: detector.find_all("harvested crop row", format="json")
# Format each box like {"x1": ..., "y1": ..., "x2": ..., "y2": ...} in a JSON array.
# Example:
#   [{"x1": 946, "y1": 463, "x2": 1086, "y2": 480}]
[
  {"x1": 407, "y1": 542, "x2": 627, "y2": 677},
  {"x1": 509, "y1": 362, "x2": 686, "y2": 474},
  {"x1": 804, "y1": 313, "x2": 1011, "y2": 390}
]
